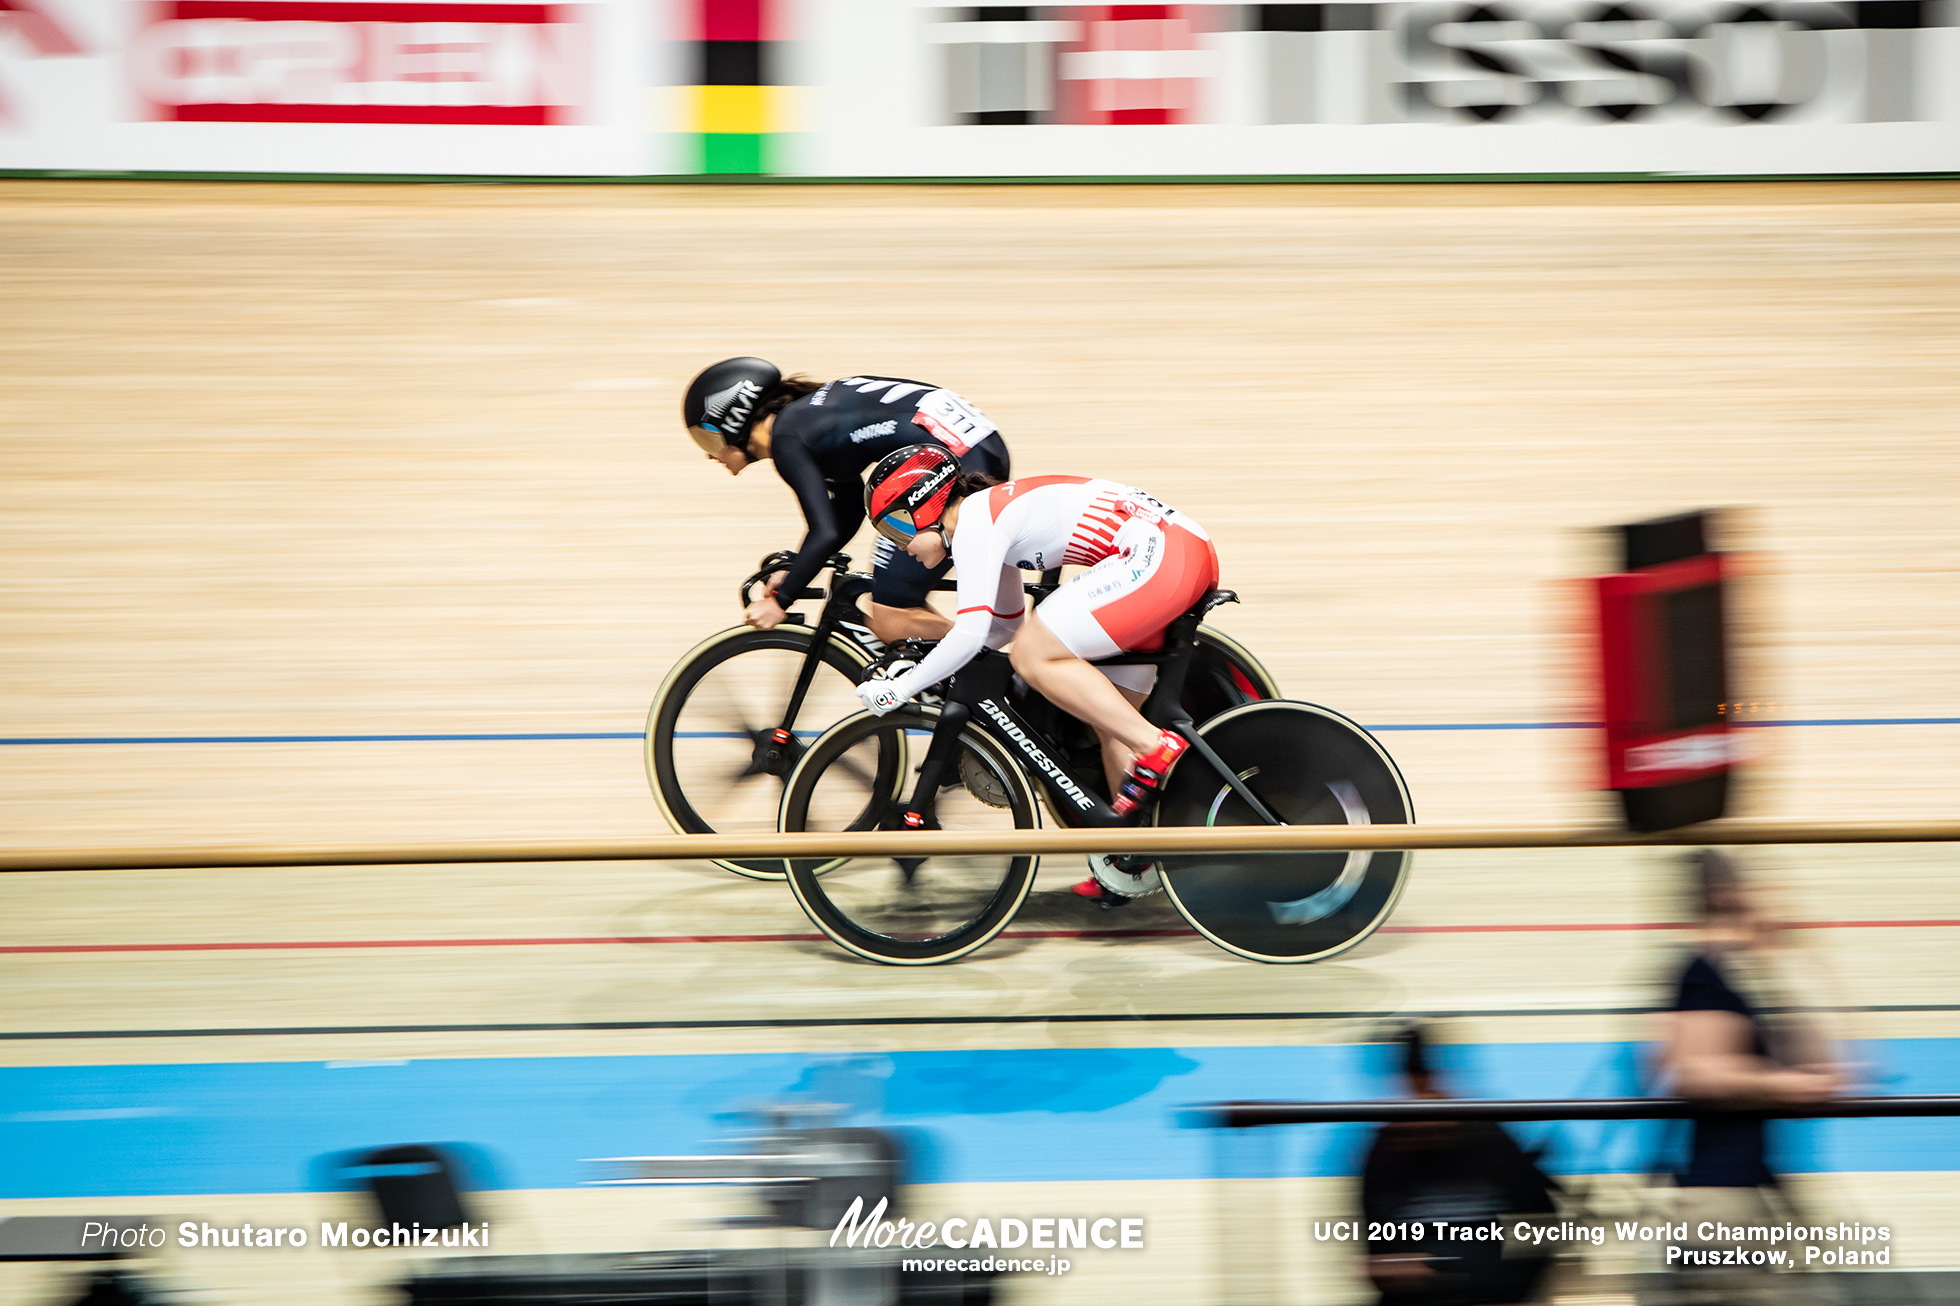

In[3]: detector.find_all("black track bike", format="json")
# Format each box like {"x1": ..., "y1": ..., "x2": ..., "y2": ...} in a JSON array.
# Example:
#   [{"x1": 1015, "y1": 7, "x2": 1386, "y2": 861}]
[
  {"x1": 777, "y1": 589, "x2": 1415, "y2": 965},
  {"x1": 645, "y1": 552, "x2": 1281, "y2": 880}
]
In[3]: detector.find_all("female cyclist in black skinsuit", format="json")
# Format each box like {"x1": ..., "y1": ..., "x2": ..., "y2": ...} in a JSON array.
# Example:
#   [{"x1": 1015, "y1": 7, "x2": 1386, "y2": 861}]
[{"x1": 682, "y1": 357, "x2": 1013, "y2": 645}]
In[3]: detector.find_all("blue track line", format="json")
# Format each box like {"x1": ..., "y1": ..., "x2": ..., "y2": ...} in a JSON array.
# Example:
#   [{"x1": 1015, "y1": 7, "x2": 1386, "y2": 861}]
[
  {"x1": 1365, "y1": 721, "x2": 1591, "y2": 732},
  {"x1": 0, "y1": 718, "x2": 1955, "y2": 747},
  {"x1": 7, "y1": 1039, "x2": 1960, "y2": 1198}
]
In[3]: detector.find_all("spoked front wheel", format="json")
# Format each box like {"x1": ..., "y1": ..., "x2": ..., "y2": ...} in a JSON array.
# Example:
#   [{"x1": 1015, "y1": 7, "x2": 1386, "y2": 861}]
[
  {"x1": 1155, "y1": 701, "x2": 1413, "y2": 963},
  {"x1": 780, "y1": 711, "x2": 1042, "y2": 965},
  {"x1": 646, "y1": 626, "x2": 892, "y2": 880}
]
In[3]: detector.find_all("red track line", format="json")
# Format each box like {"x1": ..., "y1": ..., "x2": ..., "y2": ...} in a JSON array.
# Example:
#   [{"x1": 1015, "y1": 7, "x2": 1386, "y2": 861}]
[
  {"x1": 0, "y1": 928, "x2": 1192, "y2": 955},
  {"x1": 0, "y1": 934, "x2": 825, "y2": 954},
  {"x1": 3, "y1": 919, "x2": 1958, "y2": 956},
  {"x1": 1383, "y1": 922, "x2": 1682, "y2": 934}
]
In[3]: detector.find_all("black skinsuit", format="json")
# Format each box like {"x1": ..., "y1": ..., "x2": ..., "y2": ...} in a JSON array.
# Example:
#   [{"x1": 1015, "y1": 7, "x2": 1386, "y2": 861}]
[{"x1": 767, "y1": 376, "x2": 1012, "y2": 609}]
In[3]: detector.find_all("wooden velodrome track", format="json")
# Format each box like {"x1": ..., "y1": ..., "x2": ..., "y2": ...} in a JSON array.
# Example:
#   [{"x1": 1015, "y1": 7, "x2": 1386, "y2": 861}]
[{"x1": 3, "y1": 179, "x2": 1958, "y2": 1304}]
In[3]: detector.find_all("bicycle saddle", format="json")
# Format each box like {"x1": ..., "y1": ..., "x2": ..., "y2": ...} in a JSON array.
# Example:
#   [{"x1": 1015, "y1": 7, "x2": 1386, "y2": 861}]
[{"x1": 1193, "y1": 589, "x2": 1239, "y2": 618}]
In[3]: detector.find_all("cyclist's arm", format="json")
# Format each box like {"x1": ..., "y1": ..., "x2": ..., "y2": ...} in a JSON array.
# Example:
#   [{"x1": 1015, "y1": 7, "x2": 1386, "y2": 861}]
[
  {"x1": 980, "y1": 569, "x2": 1025, "y2": 648},
  {"x1": 887, "y1": 517, "x2": 1011, "y2": 700},
  {"x1": 769, "y1": 436, "x2": 854, "y2": 604}
]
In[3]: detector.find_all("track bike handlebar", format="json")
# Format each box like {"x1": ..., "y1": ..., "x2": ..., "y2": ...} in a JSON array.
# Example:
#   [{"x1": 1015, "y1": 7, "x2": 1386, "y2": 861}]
[{"x1": 739, "y1": 551, "x2": 853, "y2": 609}]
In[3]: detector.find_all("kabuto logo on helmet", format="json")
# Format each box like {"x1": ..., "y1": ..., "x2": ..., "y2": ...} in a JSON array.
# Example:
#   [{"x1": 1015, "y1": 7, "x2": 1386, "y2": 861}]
[
  {"x1": 903, "y1": 462, "x2": 956, "y2": 509},
  {"x1": 866, "y1": 445, "x2": 961, "y2": 543}
]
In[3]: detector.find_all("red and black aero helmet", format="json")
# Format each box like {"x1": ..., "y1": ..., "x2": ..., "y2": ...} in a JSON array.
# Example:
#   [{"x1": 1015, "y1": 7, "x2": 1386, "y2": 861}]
[
  {"x1": 865, "y1": 444, "x2": 961, "y2": 545},
  {"x1": 683, "y1": 357, "x2": 779, "y2": 454}
]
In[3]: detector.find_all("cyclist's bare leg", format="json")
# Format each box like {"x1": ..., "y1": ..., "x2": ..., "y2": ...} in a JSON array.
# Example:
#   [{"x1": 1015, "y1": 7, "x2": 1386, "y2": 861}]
[
  {"x1": 865, "y1": 601, "x2": 952, "y2": 644},
  {"x1": 1095, "y1": 687, "x2": 1151, "y2": 796},
  {"x1": 1011, "y1": 613, "x2": 1161, "y2": 793}
]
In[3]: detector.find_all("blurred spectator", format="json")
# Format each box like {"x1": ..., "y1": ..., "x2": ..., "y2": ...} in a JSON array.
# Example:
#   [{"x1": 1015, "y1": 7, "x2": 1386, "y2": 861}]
[
  {"x1": 1661, "y1": 849, "x2": 1839, "y2": 1302},
  {"x1": 1359, "y1": 1024, "x2": 1558, "y2": 1305}
]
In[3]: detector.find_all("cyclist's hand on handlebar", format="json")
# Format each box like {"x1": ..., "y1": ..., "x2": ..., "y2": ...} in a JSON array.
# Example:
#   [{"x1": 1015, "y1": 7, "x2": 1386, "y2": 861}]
[
  {"x1": 857, "y1": 679, "x2": 908, "y2": 717},
  {"x1": 739, "y1": 566, "x2": 793, "y2": 612},
  {"x1": 744, "y1": 594, "x2": 788, "y2": 630}
]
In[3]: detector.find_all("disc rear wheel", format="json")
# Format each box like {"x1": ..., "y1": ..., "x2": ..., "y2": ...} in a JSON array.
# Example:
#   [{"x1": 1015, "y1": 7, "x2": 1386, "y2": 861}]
[{"x1": 1155, "y1": 701, "x2": 1413, "y2": 963}]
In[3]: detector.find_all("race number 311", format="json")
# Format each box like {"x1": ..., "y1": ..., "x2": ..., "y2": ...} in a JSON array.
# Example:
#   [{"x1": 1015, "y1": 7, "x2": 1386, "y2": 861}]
[{"x1": 910, "y1": 389, "x2": 996, "y2": 456}]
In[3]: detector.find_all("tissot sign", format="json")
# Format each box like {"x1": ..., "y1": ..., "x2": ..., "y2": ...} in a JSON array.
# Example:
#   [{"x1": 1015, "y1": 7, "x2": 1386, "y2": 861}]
[{"x1": 799, "y1": 0, "x2": 1960, "y2": 176}]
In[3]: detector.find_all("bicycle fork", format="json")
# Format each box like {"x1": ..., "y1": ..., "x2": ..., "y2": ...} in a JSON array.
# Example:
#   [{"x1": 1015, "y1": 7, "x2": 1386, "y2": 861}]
[
  {"x1": 755, "y1": 602, "x2": 853, "y2": 776},
  {"x1": 898, "y1": 703, "x2": 970, "y2": 831}
]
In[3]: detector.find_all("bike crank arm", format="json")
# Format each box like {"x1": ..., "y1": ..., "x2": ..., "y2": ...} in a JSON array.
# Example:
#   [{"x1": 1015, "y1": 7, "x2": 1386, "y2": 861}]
[{"x1": 1172, "y1": 720, "x2": 1285, "y2": 827}]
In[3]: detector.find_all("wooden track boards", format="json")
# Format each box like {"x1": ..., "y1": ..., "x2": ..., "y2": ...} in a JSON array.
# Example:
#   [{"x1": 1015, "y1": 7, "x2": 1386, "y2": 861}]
[{"x1": 3, "y1": 180, "x2": 1957, "y2": 849}]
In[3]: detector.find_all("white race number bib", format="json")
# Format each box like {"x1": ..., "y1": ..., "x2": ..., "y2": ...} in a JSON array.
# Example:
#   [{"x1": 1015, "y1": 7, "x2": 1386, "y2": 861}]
[{"x1": 910, "y1": 388, "x2": 996, "y2": 456}]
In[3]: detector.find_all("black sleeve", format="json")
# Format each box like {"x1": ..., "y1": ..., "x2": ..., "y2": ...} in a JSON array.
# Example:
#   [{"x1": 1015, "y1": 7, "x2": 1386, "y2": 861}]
[
  {"x1": 830, "y1": 471, "x2": 867, "y2": 557},
  {"x1": 1674, "y1": 954, "x2": 1749, "y2": 1017},
  {"x1": 1468, "y1": 1123, "x2": 1559, "y2": 1215},
  {"x1": 1360, "y1": 1128, "x2": 1422, "y2": 1250},
  {"x1": 770, "y1": 433, "x2": 850, "y2": 605}
]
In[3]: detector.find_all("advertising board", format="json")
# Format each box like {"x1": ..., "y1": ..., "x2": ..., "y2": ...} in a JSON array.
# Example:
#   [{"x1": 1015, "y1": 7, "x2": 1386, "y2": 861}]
[
  {"x1": 791, "y1": 0, "x2": 1960, "y2": 176},
  {"x1": 3, "y1": 0, "x2": 1955, "y2": 175},
  {"x1": 0, "y1": 0, "x2": 659, "y2": 173}
]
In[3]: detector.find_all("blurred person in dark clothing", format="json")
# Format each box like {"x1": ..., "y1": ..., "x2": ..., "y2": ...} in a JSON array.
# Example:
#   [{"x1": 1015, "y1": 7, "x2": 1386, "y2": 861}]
[
  {"x1": 1360, "y1": 1024, "x2": 1558, "y2": 1306},
  {"x1": 1661, "y1": 850, "x2": 1840, "y2": 1302}
]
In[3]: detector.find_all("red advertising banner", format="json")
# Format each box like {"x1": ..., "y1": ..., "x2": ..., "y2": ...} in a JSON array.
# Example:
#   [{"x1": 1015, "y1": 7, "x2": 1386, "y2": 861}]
[
  {"x1": 1594, "y1": 551, "x2": 1733, "y2": 792},
  {"x1": 129, "y1": 0, "x2": 588, "y2": 125}
]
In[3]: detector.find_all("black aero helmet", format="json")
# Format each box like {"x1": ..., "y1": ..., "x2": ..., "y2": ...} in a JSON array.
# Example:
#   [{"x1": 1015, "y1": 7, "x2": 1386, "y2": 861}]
[{"x1": 683, "y1": 357, "x2": 780, "y2": 454}]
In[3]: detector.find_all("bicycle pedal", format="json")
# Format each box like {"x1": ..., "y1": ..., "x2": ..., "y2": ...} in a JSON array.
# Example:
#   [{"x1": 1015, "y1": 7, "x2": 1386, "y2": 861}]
[{"x1": 1085, "y1": 853, "x2": 1163, "y2": 899}]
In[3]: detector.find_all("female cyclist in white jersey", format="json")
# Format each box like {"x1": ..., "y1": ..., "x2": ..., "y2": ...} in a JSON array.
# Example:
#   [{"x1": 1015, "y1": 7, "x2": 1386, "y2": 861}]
[{"x1": 853, "y1": 445, "x2": 1220, "y2": 819}]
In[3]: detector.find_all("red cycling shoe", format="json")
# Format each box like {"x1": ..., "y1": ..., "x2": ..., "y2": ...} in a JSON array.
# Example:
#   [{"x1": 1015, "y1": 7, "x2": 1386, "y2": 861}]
[
  {"x1": 1110, "y1": 729, "x2": 1188, "y2": 817},
  {"x1": 1071, "y1": 876, "x2": 1129, "y2": 906}
]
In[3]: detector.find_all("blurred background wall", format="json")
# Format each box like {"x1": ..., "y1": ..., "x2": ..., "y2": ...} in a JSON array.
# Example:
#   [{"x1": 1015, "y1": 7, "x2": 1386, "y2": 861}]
[{"x1": 3, "y1": 0, "x2": 1958, "y2": 177}]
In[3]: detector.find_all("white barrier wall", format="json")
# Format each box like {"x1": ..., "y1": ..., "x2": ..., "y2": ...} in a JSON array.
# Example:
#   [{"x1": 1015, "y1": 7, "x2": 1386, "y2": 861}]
[{"x1": 3, "y1": 0, "x2": 1957, "y2": 175}]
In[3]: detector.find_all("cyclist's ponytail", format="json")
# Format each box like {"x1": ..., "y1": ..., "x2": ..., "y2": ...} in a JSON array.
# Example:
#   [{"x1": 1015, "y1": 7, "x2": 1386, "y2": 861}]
[{"x1": 755, "y1": 374, "x2": 823, "y2": 423}]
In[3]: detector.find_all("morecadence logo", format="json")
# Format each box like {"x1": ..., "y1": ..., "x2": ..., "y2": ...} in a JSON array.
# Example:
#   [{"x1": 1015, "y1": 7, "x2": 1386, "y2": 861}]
[{"x1": 831, "y1": 1195, "x2": 1143, "y2": 1261}]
